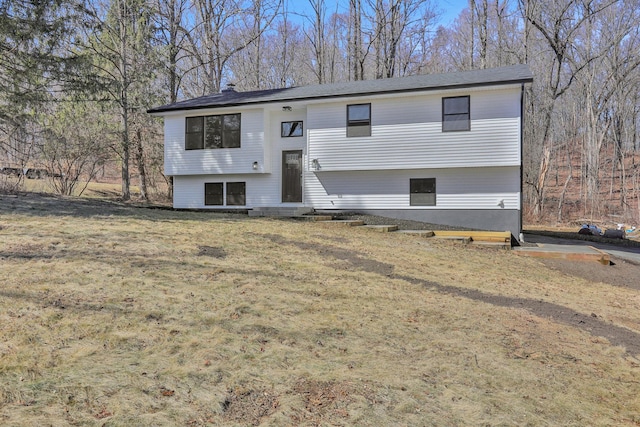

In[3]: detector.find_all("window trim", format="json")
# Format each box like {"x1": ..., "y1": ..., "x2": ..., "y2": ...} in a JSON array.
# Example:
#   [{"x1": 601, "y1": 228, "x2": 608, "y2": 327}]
[
  {"x1": 204, "y1": 182, "x2": 246, "y2": 206},
  {"x1": 204, "y1": 182, "x2": 224, "y2": 206},
  {"x1": 346, "y1": 103, "x2": 371, "y2": 137},
  {"x1": 442, "y1": 96, "x2": 470, "y2": 132},
  {"x1": 281, "y1": 121, "x2": 304, "y2": 138},
  {"x1": 185, "y1": 113, "x2": 241, "y2": 150},
  {"x1": 226, "y1": 182, "x2": 246, "y2": 206},
  {"x1": 410, "y1": 178, "x2": 436, "y2": 206},
  {"x1": 185, "y1": 116, "x2": 204, "y2": 150}
]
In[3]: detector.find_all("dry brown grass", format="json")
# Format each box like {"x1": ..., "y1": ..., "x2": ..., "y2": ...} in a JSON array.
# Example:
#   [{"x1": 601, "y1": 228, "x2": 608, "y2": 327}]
[{"x1": 1, "y1": 193, "x2": 639, "y2": 426}]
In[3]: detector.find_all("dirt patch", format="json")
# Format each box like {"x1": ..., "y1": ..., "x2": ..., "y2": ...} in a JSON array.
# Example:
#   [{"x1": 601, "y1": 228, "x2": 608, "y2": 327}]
[
  {"x1": 197, "y1": 245, "x2": 227, "y2": 258},
  {"x1": 260, "y1": 233, "x2": 395, "y2": 276},
  {"x1": 221, "y1": 388, "x2": 279, "y2": 426},
  {"x1": 290, "y1": 380, "x2": 354, "y2": 424},
  {"x1": 541, "y1": 257, "x2": 640, "y2": 291},
  {"x1": 396, "y1": 273, "x2": 640, "y2": 355}
]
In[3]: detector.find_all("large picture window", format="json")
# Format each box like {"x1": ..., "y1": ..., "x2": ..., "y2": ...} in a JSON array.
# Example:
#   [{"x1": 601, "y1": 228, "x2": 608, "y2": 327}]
[
  {"x1": 442, "y1": 96, "x2": 470, "y2": 132},
  {"x1": 410, "y1": 178, "x2": 436, "y2": 206},
  {"x1": 347, "y1": 103, "x2": 371, "y2": 137},
  {"x1": 186, "y1": 113, "x2": 241, "y2": 150}
]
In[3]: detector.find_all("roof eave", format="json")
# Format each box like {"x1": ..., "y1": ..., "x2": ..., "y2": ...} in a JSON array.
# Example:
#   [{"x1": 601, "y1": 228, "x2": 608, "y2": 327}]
[{"x1": 146, "y1": 77, "x2": 533, "y2": 115}]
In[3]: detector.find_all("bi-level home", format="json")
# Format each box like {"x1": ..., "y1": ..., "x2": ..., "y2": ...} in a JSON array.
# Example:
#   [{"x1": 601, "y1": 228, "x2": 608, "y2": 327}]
[{"x1": 147, "y1": 65, "x2": 533, "y2": 237}]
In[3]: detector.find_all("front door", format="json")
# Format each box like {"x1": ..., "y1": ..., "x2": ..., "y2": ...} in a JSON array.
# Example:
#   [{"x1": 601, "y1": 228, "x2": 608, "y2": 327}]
[{"x1": 282, "y1": 150, "x2": 302, "y2": 203}]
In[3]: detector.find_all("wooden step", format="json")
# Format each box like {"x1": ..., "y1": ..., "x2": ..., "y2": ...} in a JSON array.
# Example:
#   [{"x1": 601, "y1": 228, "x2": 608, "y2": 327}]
[{"x1": 433, "y1": 230, "x2": 511, "y2": 243}]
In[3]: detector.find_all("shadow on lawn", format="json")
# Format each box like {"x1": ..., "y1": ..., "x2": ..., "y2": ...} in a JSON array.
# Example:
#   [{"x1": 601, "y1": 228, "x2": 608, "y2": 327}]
[
  {"x1": 0, "y1": 192, "x2": 246, "y2": 222},
  {"x1": 262, "y1": 233, "x2": 640, "y2": 357},
  {"x1": 397, "y1": 274, "x2": 640, "y2": 356},
  {"x1": 3, "y1": 193, "x2": 638, "y2": 356}
]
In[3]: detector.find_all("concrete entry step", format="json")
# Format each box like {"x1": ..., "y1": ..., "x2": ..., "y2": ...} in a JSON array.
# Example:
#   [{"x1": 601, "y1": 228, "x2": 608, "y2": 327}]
[
  {"x1": 318, "y1": 219, "x2": 365, "y2": 227},
  {"x1": 249, "y1": 206, "x2": 314, "y2": 217},
  {"x1": 434, "y1": 235, "x2": 473, "y2": 244},
  {"x1": 395, "y1": 230, "x2": 435, "y2": 237},
  {"x1": 470, "y1": 241, "x2": 512, "y2": 250},
  {"x1": 362, "y1": 225, "x2": 399, "y2": 232},
  {"x1": 303, "y1": 215, "x2": 334, "y2": 221}
]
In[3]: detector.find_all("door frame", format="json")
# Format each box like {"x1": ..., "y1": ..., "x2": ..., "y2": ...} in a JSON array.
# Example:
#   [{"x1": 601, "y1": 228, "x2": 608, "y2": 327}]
[{"x1": 281, "y1": 150, "x2": 303, "y2": 203}]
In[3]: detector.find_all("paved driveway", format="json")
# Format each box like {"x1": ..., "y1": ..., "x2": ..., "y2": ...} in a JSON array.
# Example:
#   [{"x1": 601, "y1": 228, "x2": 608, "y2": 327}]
[{"x1": 523, "y1": 233, "x2": 640, "y2": 265}]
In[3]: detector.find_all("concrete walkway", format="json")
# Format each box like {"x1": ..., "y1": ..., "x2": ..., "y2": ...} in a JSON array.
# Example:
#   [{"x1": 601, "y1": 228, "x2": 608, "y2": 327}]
[{"x1": 518, "y1": 233, "x2": 640, "y2": 265}]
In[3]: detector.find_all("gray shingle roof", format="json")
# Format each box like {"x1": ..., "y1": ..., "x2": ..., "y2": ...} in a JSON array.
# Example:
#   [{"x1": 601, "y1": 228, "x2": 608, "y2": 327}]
[{"x1": 147, "y1": 64, "x2": 533, "y2": 114}]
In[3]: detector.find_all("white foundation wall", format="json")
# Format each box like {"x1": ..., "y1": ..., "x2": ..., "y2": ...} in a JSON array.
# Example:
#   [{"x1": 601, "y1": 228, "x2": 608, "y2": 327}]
[
  {"x1": 304, "y1": 166, "x2": 520, "y2": 211},
  {"x1": 172, "y1": 174, "x2": 275, "y2": 208}
]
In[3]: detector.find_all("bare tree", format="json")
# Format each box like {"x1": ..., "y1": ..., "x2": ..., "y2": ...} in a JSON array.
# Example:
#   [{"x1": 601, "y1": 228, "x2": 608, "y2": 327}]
[
  {"x1": 154, "y1": 0, "x2": 190, "y2": 103},
  {"x1": 518, "y1": 0, "x2": 617, "y2": 217},
  {"x1": 182, "y1": 0, "x2": 277, "y2": 94}
]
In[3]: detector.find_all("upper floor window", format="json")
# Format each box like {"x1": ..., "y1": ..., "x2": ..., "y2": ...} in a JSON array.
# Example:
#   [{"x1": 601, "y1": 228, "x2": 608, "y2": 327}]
[
  {"x1": 186, "y1": 113, "x2": 241, "y2": 150},
  {"x1": 281, "y1": 121, "x2": 303, "y2": 137},
  {"x1": 442, "y1": 96, "x2": 470, "y2": 132},
  {"x1": 347, "y1": 103, "x2": 371, "y2": 137}
]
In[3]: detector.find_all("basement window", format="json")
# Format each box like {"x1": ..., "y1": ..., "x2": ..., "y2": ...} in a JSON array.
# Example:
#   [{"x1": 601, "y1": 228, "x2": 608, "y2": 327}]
[
  {"x1": 204, "y1": 183, "x2": 223, "y2": 205},
  {"x1": 205, "y1": 182, "x2": 246, "y2": 206},
  {"x1": 410, "y1": 178, "x2": 436, "y2": 206},
  {"x1": 226, "y1": 182, "x2": 246, "y2": 206}
]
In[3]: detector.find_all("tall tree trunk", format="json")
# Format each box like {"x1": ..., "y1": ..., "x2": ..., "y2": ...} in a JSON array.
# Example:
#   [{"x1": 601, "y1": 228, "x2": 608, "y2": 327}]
[
  {"x1": 349, "y1": 0, "x2": 363, "y2": 80},
  {"x1": 135, "y1": 128, "x2": 148, "y2": 201},
  {"x1": 119, "y1": 0, "x2": 130, "y2": 201}
]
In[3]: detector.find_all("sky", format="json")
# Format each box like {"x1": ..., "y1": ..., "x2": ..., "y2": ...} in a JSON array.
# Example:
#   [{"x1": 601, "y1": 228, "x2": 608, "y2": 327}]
[
  {"x1": 437, "y1": 0, "x2": 469, "y2": 25},
  {"x1": 287, "y1": 0, "x2": 469, "y2": 28}
]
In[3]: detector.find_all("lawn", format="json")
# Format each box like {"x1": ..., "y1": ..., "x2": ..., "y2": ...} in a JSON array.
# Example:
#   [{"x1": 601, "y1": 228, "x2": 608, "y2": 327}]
[{"x1": 0, "y1": 193, "x2": 639, "y2": 426}]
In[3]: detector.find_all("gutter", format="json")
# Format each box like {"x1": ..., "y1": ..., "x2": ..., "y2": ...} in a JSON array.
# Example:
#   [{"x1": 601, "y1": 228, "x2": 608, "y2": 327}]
[{"x1": 519, "y1": 82, "x2": 525, "y2": 242}]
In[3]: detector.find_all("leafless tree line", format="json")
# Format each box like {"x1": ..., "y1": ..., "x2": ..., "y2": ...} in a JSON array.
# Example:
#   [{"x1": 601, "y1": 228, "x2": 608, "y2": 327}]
[{"x1": 1, "y1": 0, "x2": 639, "y2": 224}]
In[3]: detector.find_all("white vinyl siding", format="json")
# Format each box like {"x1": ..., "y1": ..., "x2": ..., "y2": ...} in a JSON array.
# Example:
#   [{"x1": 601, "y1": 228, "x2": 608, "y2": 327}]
[
  {"x1": 304, "y1": 166, "x2": 520, "y2": 211},
  {"x1": 164, "y1": 108, "x2": 266, "y2": 176},
  {"x1": 173, "y1": 175, "x2": 277, "y2": 208},
  {"x1": 307, "y1": 86, "x2": 521, "y2": 171}
]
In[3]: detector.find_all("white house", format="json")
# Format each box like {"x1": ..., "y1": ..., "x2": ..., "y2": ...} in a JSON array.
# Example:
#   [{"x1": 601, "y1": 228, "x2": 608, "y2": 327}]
[{"x1": 147, "y1": 65, "x2": 533, "y2": 237}]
